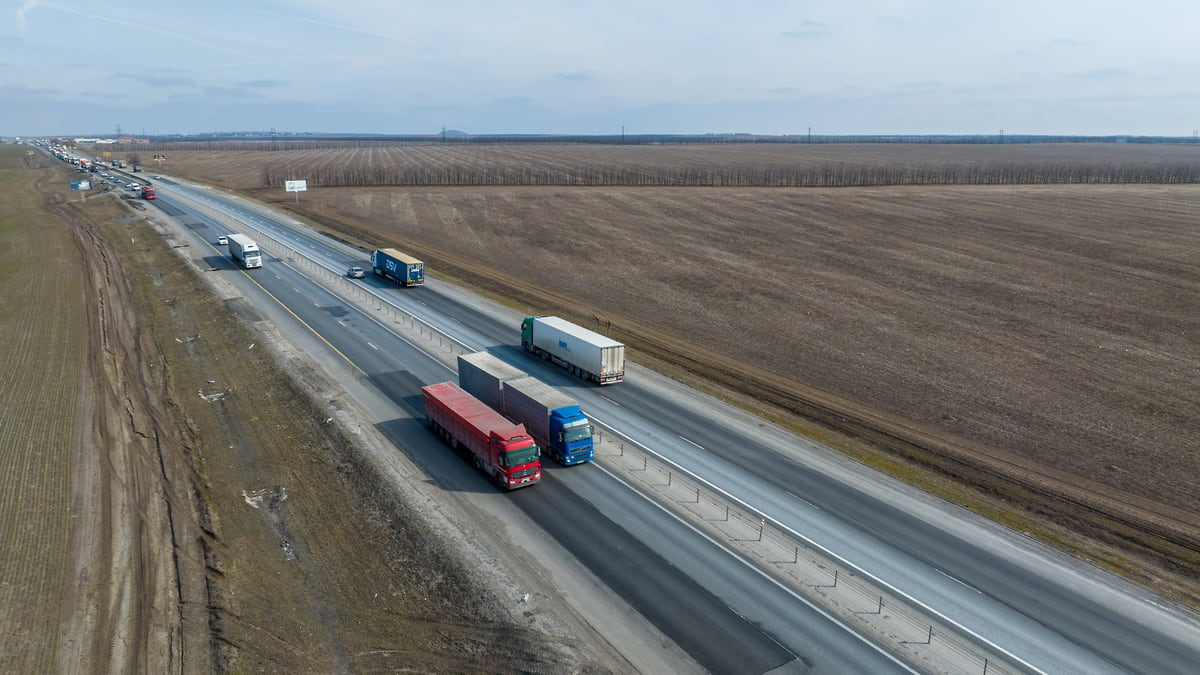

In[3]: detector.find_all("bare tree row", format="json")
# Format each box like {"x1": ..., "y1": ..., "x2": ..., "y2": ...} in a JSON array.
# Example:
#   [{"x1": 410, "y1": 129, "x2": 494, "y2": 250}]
[{"x1": 260, "y1": 162, "x2": 1200, "y2": 189}]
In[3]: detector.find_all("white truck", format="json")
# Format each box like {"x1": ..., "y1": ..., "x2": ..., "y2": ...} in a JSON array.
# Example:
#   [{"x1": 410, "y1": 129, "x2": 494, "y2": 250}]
[
  {"x1": 227, "y1": 233, "x2": 262, "y2": 269},
  {"x1": 520, "y1": 315, "x2": 625, "y2": 384}
]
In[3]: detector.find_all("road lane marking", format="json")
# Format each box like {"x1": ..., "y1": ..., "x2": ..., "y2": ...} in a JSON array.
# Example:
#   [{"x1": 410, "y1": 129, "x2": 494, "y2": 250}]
[
  {"x1": 233, "y1": 270, "x2": 365, "y2": 377},
  {"x1": 784, "y1": 490, "x2": 819, "y2": 510},
  {"x1": 935, "y1": 568, "x2": 982, "y2": 594},
  {"x1": 679, "y1": 435, "x2": 704, "y2": 450}
]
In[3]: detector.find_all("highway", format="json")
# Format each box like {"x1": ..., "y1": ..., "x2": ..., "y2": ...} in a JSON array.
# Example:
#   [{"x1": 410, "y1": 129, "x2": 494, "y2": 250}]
[
  {"x1": 129, "y1": 170, "x2": 1200, "y2": 673},
  {"x1": 147, "y1": 186, "x2": 907, "y2": 673}
]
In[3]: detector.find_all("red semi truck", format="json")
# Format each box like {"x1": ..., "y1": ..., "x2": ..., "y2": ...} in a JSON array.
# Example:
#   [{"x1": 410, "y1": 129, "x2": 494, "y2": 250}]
[
  {"x1": 422, "y1": 381, "x2": 541, "y2": 490},
  {"x1": 141, "y1": 186, "x2": 156, "y2": 200}
]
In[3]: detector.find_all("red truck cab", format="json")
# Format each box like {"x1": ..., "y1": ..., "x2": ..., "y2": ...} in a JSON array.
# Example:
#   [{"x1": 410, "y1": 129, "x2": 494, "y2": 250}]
[{"x1": 141, "y1": 186, "x2": 156, "y2": 200}]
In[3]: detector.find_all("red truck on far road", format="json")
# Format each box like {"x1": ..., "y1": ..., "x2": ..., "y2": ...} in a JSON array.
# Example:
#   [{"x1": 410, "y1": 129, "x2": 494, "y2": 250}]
[
  {"x1": 141, "y1": 186, "x2": 156, "y2": 200},
  {"x1": 422, "y1": 381, "x2": 541, "y2": 489}
]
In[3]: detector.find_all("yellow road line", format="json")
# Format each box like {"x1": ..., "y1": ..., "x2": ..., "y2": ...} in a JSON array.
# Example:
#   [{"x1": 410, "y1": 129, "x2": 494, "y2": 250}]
[
  {"x1": 184, "y1": 196, "x2": 366, "y2": 377},
  {"x1": 229, "y1": 258, "x2": 367, "y2": 377}
]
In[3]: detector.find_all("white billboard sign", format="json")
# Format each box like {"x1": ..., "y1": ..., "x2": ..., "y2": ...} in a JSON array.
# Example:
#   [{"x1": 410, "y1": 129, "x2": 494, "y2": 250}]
[{"x1": 285, "y1": 180, "x2": 308, "y2": 192}]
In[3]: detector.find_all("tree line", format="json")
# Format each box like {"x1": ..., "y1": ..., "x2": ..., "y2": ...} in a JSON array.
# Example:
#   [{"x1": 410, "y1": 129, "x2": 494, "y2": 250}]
[
  {"x1": 260, "y1": 161, "x2": 1200, "y2": 189},
  {"x1": 135, "y1": 134, "x2": 1200, "y2": 149}
]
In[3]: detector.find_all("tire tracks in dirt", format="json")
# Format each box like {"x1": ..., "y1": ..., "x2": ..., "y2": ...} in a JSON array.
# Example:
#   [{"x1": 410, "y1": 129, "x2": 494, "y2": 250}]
[{"x1": 37, "y1": 180, "x2": 212, "y2": 674}]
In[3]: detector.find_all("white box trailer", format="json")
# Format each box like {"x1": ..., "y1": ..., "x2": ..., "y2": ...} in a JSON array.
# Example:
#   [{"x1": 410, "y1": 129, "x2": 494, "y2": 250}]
[
  {"x1": 520, "y1": 316, "x2": 625, "y2": 384},
  {"x1": 227, "y1": 233, "x2": 262, "y2": 269}
]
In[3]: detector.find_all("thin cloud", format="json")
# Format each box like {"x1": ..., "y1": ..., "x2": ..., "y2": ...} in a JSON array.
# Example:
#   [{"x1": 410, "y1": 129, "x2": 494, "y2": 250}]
[
  {"x1": 553, "y1": 71, "x2": 597, "y2": 83},
  {"x1": 295, "y1": 15, "x2": 391, "y2": 39},
  {"x1": 1074, "y1": 68, "x2": 1133, "y2": 80},
  {"x1": 41, "y1": 3, "x2": 243, "y2": 55},
  {"x1": 3, "y1": 83, "x2": 60, "y2": 97},
  {"x1": 112, "y1": 72, "x2": 197, "y2": 87},
  {"x1": 781, "y1": 20, "x2": 832, "y2": 39},
  {"x1": 236, "y1": 79, "x2": 287, "y2": 88},
  {"x1": 17, "y1": 0, "x2": 41, "y2": 30}
]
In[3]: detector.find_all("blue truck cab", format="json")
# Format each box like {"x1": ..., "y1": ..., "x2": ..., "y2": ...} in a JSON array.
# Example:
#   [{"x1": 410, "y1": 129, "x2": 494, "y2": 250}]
[{"x1": 549, "y1": 404, "x2": 594, "y2": 465}]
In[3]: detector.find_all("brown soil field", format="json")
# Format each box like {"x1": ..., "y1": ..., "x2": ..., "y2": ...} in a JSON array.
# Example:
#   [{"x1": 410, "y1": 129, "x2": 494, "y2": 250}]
[{"x1": 143, "y1": 142, "x2": 1200, "y2": 606}]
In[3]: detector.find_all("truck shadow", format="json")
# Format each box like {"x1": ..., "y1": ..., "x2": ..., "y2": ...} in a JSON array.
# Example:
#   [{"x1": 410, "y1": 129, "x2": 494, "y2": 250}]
[
  {"x1": 368, "y1": 369, "x2": 426, "y2": 416},
  {"x1": 369, "y1": 369, "x2": 501, "y2": 494},
  {"x1": 373, "y1": 417, "x2": 501, "y2": 495},
  {"x1": 201, "y1": 255, "x2": 238, "y2": 270}
]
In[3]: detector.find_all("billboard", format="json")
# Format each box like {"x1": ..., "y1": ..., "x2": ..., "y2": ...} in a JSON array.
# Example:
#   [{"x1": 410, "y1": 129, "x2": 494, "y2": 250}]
[{"x1": 285, "y1": 180, "x2": 307, "y2": 192}]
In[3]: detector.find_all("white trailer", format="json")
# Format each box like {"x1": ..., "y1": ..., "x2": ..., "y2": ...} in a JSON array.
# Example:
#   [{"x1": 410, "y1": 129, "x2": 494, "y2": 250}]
[
  {"x1": 520, "y1": 316, "x2": 625, "y2": 384},
  {"x1": 227, "y1": 233, "x2": 262, "y2": 269}
]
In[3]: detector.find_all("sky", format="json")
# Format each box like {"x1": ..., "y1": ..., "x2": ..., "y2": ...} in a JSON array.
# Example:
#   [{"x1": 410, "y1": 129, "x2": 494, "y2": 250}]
[{"x1": 3, "y1": 1, "x2": 1200, "y2": 137}]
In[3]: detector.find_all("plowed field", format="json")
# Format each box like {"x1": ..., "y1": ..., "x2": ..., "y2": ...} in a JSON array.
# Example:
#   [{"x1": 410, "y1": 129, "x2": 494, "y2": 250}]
[{"x1": 148, "y1": 142, "x2": 1200, "y2": 606}]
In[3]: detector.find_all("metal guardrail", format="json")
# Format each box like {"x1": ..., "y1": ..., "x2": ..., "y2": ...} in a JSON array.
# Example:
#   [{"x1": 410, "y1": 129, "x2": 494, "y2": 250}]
[{"x1": 587, "y1": 423, "x2": 1027, "y2": 675}]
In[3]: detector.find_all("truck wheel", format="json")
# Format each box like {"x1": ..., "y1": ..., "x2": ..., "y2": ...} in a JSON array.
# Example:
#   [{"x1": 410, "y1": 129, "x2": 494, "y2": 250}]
[
  {"x1": 451, "y1": 437, "x2": 458, "y2": 449},
  {"x1": 496, "y1": 472, "x2": 508, "y2": 490},
  {"x1": 474, "y1": 456, "x2": 484, "y2": 471},
  {"x1": 550, "y1": 448, "x2": 561, "y2": 463}
]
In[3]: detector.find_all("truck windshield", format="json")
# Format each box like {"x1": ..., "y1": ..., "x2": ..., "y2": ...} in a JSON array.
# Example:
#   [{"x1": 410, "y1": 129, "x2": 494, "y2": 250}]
[
  {"x1": 563, "y1": 425, "x2": 593, "y2": 444},
  {"x1": 503, "y1": 445, "x2": 539, "y2": 468}
]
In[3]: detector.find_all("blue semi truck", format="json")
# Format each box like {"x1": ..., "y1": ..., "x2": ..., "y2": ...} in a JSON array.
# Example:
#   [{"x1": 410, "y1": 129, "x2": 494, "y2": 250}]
[
  {"x1": 372, "y1": 248, "x2": 424, "y2": 286},
  {"x1": 457, "y1": 352, "x2": 595, "y2": 465}
]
